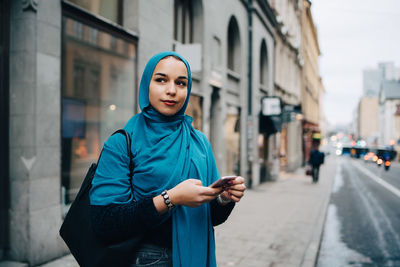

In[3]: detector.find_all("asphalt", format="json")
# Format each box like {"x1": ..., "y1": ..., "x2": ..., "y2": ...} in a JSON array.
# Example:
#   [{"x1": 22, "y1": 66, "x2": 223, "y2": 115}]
[{"x1": 6, "y1": 157, "x2": 336, "y2": 267}]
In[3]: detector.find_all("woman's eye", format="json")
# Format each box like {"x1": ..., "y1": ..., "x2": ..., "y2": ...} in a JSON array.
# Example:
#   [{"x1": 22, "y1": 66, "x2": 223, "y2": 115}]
[
  {"x1": 176, "y1": 80, "x2": 187, "y2": 86},
  {"x1": 155, "y1": 78, "x2": 166, "y2": 83}
]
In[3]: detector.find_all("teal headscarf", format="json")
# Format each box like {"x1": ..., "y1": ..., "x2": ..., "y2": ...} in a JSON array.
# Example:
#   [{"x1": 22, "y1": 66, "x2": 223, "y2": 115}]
[{"x1": 91, "y1": 51, "x2": 219, "y2": 266}]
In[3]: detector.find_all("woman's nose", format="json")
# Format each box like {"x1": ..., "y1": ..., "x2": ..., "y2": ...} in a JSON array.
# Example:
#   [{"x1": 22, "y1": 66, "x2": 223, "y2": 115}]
[{"x1": 166, "y1": 82, "x2": 176, "y2": 95}]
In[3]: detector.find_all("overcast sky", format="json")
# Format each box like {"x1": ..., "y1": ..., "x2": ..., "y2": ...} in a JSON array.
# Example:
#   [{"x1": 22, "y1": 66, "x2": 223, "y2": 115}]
[{"x1": 311, "y1": 0, "x2": 400, "y2": 127}]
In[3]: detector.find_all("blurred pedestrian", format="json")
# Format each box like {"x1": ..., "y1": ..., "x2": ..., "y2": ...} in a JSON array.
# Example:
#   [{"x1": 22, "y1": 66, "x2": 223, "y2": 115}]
[
  {"x1": 308, "y1": 139, "x2": 325, "y2": 183},
  {"x1": 89, "y1": 51, "x2": 246, "y2": 266}
]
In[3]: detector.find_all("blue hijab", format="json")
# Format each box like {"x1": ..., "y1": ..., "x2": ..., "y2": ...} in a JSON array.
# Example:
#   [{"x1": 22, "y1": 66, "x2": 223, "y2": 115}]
[{"x1": 91, "y1": 51, "x2": 219, "y2": 266}]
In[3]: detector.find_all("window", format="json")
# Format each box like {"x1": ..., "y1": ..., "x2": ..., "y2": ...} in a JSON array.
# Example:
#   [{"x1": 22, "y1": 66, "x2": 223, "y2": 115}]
[
  {"x1": 174, "y1": 0, "x2": 193, "y2": 44},
  {"x1": 260, "y1": 40, "x2": 269, "y2": 86},
  {"x1": 61, "y1": 13, "x2": 137, "y2": 204},
  {"x1": 227, "y1": 17, "x2": 241, "y2": 72},
  {"x1": 67, "y1": 0, "x2": 122, "y2": 24}
]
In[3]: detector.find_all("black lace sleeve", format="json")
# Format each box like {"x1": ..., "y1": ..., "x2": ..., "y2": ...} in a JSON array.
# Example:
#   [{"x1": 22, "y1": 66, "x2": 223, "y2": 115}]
[
  {"x1": 90, "y1": 197, "x2": 166, "y2": 243},
  {"x1": 210, "y1": 198, "x2": 235, "y2": 226}
]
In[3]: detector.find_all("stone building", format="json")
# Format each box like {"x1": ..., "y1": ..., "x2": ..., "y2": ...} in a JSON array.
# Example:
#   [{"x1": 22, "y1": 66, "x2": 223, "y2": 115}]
[
  {"x1": 269, "y1": 0, "x2": 303, "y2": 171},
  {"x1": 379, "y1": 81, "x2": 400, "y2": 149},
  {"x1": 1, "y1": 0, "x2": 278, "y2": 265},
  {"x1": 357, "y1": 97, "x2": 379, "y2": 144},
  {"x1": 300, "y1": 0, "x2": 324, "y2": 163},
  {"x1": 358, "y1": 62, "x2": 400, "y2": 146}
]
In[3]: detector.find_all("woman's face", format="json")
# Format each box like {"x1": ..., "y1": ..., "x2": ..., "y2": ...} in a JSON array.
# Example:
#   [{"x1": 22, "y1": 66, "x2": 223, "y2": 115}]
[{"x1": 149, "y1": 57, "x2": 188, "y2": 116}]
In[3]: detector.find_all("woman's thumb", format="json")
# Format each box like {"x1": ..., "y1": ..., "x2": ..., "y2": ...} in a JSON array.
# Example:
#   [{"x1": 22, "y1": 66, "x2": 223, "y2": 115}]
[{"x1": 190, "y1": 178, "x2": 202, "y2": 186}]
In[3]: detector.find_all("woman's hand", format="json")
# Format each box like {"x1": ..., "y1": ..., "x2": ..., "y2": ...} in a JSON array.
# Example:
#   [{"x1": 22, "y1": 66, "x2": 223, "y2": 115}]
[
  {"x1": 168, "y1": 179, "x2": 222, "y2": 207},
  {"x1": 220, "y1": 176, "x2": 246, "y2": 203}
]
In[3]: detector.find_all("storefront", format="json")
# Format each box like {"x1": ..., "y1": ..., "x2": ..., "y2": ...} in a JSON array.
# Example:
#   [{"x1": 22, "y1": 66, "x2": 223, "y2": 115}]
[
  {"x1": 259, "y1": 97, "x2": 282, "y2": 181},
  {"x1": 258, "y1": 119, "x2": 280, "y2": 181},
  {"x1": 61, "y1": 1, "x2": 138, "y2": 206},
  {"x1": 280, "y1": 104, "x2": 303, "y2": 171},
  {"x1": 5, "y1": 1, "x2": 138, "y2": 264}
]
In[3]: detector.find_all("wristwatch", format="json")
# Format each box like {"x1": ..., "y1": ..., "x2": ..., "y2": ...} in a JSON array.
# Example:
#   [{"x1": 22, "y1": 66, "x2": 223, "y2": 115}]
[
  {"x1": 161, "y1": 190, "x2": 174, "y2": 212},
  {"x1": 217, "y1": 194, "x2": 232, "y2": 206}
]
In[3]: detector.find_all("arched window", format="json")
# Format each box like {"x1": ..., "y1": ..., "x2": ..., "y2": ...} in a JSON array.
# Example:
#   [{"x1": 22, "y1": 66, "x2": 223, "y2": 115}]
[
  {"x1": 259, "y1": 40, "x2": 269, "y2": 87},
  {"x1": 227, "y1": 16, "x2": 241, "y2": 72},
  {"x1": 174, "y1": 0, "x2": 193, "y2": 44}
]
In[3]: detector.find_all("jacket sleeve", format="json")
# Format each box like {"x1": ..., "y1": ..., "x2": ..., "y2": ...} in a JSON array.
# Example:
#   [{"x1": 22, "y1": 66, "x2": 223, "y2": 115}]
[
  {"x1": 90, "y1": 198, "x2": 165, "y2": 243},
  {"x1": 210, "y1": 199, "x2": 235, "y2": 226}
]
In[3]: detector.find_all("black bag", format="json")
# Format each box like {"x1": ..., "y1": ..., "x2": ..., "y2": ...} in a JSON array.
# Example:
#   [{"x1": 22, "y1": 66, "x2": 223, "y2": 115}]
[
  {"x1": 60, "y1": 129, "x2": 142, "y2": 267},
  {"x1": 305, "y1": 165, "x2": 313, "y2": 176}
]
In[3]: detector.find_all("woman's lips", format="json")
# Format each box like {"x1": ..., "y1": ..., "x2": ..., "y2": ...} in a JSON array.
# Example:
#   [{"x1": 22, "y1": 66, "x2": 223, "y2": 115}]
[{"x1": 163, "y1": 100, "x2": 177, "y2": 106}]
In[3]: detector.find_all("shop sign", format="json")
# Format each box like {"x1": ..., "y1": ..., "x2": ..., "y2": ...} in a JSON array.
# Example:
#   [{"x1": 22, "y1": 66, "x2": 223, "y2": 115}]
[{"x1": 261, "y1": 97, "x2": 281, "y2": 116}]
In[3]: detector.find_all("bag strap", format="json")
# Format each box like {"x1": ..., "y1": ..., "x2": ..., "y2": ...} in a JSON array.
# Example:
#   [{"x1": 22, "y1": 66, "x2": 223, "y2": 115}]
[
  {"x1": 112, "y1": 129, "x2": 134, "y2": 179},
  {"x1": 96, "y1": 129, "x2": 134, "y2": 192}
]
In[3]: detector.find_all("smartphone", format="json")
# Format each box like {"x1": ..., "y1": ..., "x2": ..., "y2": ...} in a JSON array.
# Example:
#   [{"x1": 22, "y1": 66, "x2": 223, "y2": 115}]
[{"x1": 210, "y1": 176, "x2": 236, "y2": 189}]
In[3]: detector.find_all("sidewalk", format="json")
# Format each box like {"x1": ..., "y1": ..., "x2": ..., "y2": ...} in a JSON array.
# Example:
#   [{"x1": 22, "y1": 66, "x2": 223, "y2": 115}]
[
  {"x1": 34, "y1": 158, "x2": 336, "y2": 267},
  {"x1": 215, "y1": 157, "x2": 336, "y2": 267}
]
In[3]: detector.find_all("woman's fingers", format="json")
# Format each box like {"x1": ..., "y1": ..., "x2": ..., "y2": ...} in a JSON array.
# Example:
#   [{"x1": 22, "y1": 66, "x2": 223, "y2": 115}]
[
  {"x1": 229, "y1": 189, "x2": 244, "y2": 198},
  {"x1": 201, "y1": 186, "x2": 222, "y2": 196},
  {"x1": 229, "y1": 183, "x2": 246, "y2": 191},
  {"x1": 228, "y1": 194, "x2": 241, "y2": 202},
  {"x1": 224, "y1": 176, "x2": 246, "y2": 202},
  {"x1": 228, "y1": 177, "x2": 246, "y2": 192}
]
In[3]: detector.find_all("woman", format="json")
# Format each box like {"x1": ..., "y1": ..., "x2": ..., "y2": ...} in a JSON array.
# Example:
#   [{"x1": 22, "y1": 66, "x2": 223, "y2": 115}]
[{"x1": 89, "y1": 51, "x2": 246, "y2": 266}]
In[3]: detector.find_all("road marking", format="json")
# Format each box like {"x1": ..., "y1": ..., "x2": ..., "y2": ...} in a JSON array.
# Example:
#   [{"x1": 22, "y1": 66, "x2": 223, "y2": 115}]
[{"x1": 352, "y1": 160, "x2": 400, "y2": 199}]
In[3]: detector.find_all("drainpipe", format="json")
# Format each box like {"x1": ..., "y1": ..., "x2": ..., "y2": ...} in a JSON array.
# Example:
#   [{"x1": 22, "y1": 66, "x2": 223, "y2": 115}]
[{"x1": 247, "y1": 0, "x2": 253, "y2": 187}]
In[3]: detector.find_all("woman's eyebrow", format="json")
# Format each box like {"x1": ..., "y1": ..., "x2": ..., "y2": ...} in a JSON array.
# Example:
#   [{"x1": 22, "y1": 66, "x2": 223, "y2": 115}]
[{"x1": 154, "y1": 73, "x2": 188, "y2": 80}]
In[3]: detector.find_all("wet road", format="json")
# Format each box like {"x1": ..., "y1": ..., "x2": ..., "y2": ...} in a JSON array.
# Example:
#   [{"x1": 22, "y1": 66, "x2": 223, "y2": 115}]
[{"x1": 317, "y1": 157, "x2": 400, "y2": 267}]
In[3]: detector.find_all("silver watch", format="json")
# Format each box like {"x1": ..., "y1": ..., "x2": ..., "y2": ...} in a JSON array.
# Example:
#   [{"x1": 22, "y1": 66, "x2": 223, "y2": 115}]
[{"x1": 217, "y1": 194, "x2": 232, "y2": 205}]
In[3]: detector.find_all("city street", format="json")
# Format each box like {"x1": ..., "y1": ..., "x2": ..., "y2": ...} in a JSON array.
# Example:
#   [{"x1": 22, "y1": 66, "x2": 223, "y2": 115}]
[
  {"x1": 317, "y1": 157, "x2": 400, "y2": 266},
  {"x1": 31, "y1": 155, "x2": 400, "y2": 267}
]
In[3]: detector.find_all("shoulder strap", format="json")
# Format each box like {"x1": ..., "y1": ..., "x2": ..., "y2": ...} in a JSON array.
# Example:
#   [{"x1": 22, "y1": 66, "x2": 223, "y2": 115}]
[{"x1": 112, "y1": 129, "x2": 134, "y2": 179}]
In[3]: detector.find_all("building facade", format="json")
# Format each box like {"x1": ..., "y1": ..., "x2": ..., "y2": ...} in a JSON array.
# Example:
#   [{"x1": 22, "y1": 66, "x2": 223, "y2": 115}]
[
  {"x1": 269, "y1": 0, "x2": 303, "y2": 172},
  {"x1": 363, "y1": 62, "x2": 400, "y2": 97},
  {"x1": 358, "y1": 62, "x2": 400, "y2": 147},
  {"x1": 379, "y1": 81, "x2": 400, "y2": 150},
  {"x1": 2, "y1": 0, "x2": 279, "y2": 264},
  {"x1": 358, "y1": 97, "x2": 379, "y2": 144},
  {"x1": 300, "y1": 0, "x2": 324, "y2": 163}
]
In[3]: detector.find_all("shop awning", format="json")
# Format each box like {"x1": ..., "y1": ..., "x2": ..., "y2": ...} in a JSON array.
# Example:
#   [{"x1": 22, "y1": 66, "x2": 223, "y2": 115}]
[{"x1": 259, "y1": 114, "x2": 282, "y2": 135}]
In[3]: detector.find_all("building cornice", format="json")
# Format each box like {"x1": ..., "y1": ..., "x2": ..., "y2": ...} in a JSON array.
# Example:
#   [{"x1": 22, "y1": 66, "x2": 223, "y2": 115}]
[{"x1": 256, "y1": 0, "x2": 278, "y2": 27}]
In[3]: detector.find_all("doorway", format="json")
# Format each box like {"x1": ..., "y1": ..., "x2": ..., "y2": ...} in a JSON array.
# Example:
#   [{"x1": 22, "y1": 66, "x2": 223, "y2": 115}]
[
  {"x1": 210, "y1": 87, "x2": 222, "y2": 172},
  {"x1": 0, "y1": 0, "x2": 10, "y2": 260}
]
